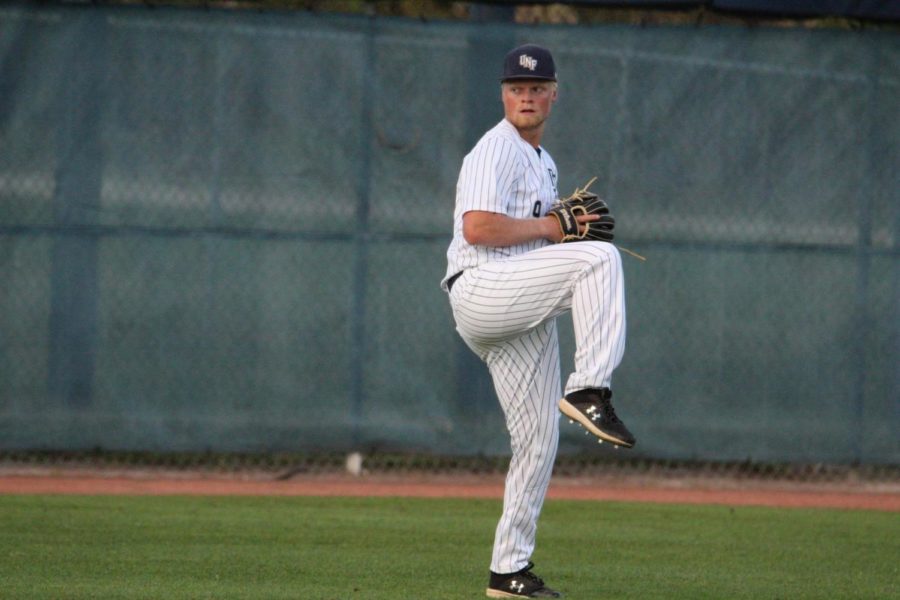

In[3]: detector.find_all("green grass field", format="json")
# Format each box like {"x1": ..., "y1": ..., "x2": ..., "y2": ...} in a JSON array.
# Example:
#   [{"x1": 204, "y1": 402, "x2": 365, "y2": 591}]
[{"x1": 1, "y1": 494, "x2": 896, "y2": 599}]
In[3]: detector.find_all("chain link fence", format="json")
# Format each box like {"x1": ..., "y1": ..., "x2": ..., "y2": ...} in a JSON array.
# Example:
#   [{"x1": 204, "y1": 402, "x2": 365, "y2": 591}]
[{"x1": 0, "y1": 4, "x2": 897, "y2": 471}]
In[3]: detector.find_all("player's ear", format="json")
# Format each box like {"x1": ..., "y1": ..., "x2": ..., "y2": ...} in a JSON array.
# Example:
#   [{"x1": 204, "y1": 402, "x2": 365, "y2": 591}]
[{"x1": 551, "y1": 83, "x2": 559, "y2": 102}]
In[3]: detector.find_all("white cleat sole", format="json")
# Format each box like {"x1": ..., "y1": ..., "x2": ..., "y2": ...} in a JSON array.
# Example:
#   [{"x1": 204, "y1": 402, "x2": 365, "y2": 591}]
[{"x1": 558, "y1": 398, "x2": 634, "y2": 448}]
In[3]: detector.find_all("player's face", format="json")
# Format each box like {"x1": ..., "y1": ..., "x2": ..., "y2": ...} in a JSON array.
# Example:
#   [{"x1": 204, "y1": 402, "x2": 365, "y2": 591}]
[{"x1": 501, "y1": 80, "x2": 558, "y2": 133}]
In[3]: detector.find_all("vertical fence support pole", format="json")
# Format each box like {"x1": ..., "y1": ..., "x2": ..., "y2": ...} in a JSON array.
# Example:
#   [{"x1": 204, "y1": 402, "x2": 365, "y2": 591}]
[
  {"x1": 350, "y1": 18, "x2": 377, "y2": 448},
  {"x1": 851, "y1": 40, "x2": 880, "y2": 464},
  {"x1": 48, "y1": 13, "x2": 107, "y2": 414}
]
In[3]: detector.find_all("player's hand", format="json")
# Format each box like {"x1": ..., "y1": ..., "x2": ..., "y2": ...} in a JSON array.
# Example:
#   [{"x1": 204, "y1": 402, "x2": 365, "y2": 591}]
[
  {"x1": 575, "y1": 213, "x2": 600, "y2": 235},
  {"x1": 544, "y1": 213, "x2": 599, "y2": 243}
]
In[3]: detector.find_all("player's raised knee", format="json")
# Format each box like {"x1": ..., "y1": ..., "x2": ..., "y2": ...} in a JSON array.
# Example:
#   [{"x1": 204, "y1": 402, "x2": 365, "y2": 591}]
[{"x1": 582, "y1": 240, "x2": 621, "y2": 262}]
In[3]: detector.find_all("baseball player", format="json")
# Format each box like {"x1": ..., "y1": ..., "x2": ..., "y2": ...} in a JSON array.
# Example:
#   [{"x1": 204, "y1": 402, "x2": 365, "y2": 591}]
[{"x1": 442, "y1": 44, "x2": 635, "y2": 598}]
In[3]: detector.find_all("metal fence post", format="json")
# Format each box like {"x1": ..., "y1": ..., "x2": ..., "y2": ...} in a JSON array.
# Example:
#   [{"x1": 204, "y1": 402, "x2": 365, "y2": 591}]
[{"x1": 48, "y1": 12, "x2": 107, "y2": 412}]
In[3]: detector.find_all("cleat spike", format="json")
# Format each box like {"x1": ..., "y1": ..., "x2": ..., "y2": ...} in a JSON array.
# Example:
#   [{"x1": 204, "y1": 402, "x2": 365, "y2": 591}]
[
  {"x1": 598, "y1": 439, "x2": 603, "y2": 444},
  {"x1": 568, "y1": 420, "x2": 574, "y2": 424}
]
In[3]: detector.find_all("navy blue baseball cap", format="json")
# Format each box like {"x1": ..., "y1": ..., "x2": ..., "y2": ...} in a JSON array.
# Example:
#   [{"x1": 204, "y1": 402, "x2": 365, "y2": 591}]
[{"x1": 501, "y1": 44, "x2": 557, "y2": 82}]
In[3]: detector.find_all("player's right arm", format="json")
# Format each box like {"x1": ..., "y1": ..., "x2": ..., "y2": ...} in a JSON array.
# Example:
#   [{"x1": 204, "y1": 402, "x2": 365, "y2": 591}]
[
  {"x1": 463, "y1": 210, "x2": 560, "y2": 246},
  {"x1": 463, "y1": 210, "x2": 598, "y2": 247}
]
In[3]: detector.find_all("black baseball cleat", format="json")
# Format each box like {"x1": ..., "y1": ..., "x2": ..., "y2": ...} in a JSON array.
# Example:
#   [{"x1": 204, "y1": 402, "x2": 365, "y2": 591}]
[
  {"x1": 559, "y1": 387, "x2": 636, "y2": 448},
  {"x1": 486, "y1": 562, "x2": 562, "y2": 598}
]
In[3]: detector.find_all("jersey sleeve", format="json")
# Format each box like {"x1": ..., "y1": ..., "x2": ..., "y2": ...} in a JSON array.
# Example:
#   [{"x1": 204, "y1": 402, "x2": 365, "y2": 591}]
[{"x1": 456, "y1": 137, "x2": 519, "y2": 216}]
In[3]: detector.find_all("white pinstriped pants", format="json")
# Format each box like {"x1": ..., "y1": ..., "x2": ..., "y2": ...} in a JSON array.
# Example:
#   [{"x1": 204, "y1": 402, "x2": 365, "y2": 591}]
[{"x1": 448, "y1": 242, "x2": 626, "y2": 574}]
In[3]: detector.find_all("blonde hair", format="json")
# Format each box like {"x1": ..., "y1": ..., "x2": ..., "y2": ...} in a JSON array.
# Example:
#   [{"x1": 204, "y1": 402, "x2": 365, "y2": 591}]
[{"x1": 501, "y1": 80, "x2": 558, "y2": 90}]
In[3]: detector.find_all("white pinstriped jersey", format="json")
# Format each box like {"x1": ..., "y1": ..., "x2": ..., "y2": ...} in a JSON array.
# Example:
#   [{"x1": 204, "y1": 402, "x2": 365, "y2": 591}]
[{"x1": 441, "y1": 119, "x2": 559, "y2": 291}]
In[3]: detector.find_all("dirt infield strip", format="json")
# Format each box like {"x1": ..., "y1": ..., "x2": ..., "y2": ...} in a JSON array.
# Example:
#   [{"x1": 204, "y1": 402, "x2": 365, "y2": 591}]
[{"x1": 1, "y1": 471, "x2": 898, "y2": 511}]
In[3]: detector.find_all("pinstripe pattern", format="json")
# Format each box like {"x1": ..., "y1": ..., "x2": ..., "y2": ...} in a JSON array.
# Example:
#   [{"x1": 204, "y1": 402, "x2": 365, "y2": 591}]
[
  {"x1": 443, "y1": 118, "x2": 627, "y2": 575},
  {"x1": 486, "y1": 320, "x2": 560, "y2": 573},
  {"x1": 442, "y1": 119, "x2": 558, "y2": 289},
  {"x1": 451, "y1": 244, "x2": 625, "y2": 393}
]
